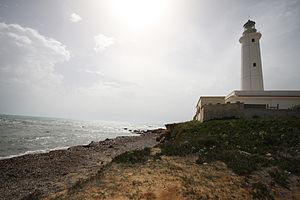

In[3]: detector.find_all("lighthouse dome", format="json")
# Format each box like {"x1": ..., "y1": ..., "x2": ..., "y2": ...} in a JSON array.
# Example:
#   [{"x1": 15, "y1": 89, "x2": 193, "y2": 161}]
[{"x1": 243, "y1": 20, "x2": 255, "y2": 29}]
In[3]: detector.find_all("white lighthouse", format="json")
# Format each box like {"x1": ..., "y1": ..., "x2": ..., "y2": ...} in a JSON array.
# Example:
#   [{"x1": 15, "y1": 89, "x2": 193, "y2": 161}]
[
  {"x1": 239, "y1": 20, "x2": 264, "y2": 91},
  {"x1": 194, "y1": 19, "x2": 300, "y2": 122}
]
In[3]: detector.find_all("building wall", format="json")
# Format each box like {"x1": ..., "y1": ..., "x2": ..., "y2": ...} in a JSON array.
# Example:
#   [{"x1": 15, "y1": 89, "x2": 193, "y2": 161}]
[
  {"x1": 195, "y1": 102, "x2": 300, "y2": 122},
  {"x1": 244, "y1": 108, "x2": 300, "y2": 119},
  {"x1": 195, "y1": 97, "x2": 225, "y2": 121},
  {"x1": 197, "y1": 103, "x2": 244, "y2": 122},
  {"x1": 197, "y1": 97, "x2": 225, "y2": 108},
  {"x1": 226, "y1": 96, "x2": 300, "y2": 109},
  {"x1": 240, "y1": 32, "x2": 264, "y2": 90}
]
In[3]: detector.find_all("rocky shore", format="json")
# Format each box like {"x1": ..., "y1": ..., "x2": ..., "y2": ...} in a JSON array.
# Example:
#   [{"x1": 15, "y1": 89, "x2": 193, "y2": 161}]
[
  {"x1": 0, "y1": 129, "x2": 166, "y2": 200},
  {"x1": 46, "y1": 119, "x2": 300, "y2": 200}
]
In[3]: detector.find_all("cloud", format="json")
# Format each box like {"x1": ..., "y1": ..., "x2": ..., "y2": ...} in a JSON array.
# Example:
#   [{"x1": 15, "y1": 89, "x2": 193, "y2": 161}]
[
  {"x1": 70, "y1": 13, "x2": 82, "y2": 23},
  {"x1": 0, "y1": 22, "x2": 70, "y2": 89},
  {"x1": 94, "y1": 34, "x2": 115, "y2": 52},
  {"x1": 79, "y1": 69, "x2": 104, "y2": 76},
  {"x1": 0, "y1": 3, "x2": 9, "y2": 8},
  {"x1": 79, "y1": 68, "x2": 138, "y2": 89}
]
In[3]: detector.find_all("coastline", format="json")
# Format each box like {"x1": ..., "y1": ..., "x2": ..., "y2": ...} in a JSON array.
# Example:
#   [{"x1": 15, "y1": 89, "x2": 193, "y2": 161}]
[
  {"x1": 48, "y1": 119, "x2": 300, "y2": 200},
  {"x1": 0, "y1": 128, "x2": 166, "y2": 200},
  {"x1": 0, "y1": 146, "x2": 70, "y2": 161}
]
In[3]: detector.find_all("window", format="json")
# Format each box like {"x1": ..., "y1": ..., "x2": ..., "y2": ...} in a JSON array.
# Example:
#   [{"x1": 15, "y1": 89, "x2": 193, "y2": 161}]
[
  {"x1": 253, "y1": 63, "x2": 256, "y2": 67},
  {"x1": 252, "y1": 38, "x2": 255, "y2": 42}
]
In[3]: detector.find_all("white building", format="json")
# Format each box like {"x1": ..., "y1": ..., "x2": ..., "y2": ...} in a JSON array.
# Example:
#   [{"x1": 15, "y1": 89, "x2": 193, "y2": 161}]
[
  {"x1": 239, "y1": 20, "x2": 264, "y2": 91},
  {"x1": 195, "y1": 20, "x2": 300, "y2": 121}
]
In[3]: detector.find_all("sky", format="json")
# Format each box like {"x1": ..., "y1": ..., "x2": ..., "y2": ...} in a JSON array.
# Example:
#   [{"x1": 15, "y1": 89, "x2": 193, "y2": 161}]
[{"x1": 0, "y1": 0, "x2": 299, "y2": 123}]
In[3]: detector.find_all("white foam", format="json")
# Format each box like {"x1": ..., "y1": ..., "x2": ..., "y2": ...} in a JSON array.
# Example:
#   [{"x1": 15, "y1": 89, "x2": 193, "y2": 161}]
[
  {"x1": 0, "y1": 146, "x2": 70, "y2": 160},
  {"x1": 0, "y1": 114, "x2": 164, "y2": 160}
]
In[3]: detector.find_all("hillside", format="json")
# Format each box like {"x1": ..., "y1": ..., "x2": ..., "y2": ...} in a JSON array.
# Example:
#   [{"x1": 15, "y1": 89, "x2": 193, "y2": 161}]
[{"x1": 48, "y1": 119, "x2": 300, "y2": 200}]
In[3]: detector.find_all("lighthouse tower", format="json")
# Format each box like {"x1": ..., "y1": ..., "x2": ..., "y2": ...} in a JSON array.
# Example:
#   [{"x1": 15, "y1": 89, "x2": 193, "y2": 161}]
[
  {"x1": 239, "y1": 20, "x2": 264, "y2": 91},
  {"x1": 194, "y1": 20, "x2": 300, "y2": 122}
]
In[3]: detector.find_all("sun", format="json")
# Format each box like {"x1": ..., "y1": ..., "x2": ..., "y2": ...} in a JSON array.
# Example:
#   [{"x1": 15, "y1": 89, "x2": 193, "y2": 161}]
[{"x1": 110, "y1": 0, "x2": 167, "y2": 30}]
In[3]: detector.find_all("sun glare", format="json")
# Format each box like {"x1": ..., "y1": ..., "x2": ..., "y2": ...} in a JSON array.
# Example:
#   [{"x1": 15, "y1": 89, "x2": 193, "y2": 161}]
[{"x1": 110, "y1": 0, "x2": 167, "y2": 30}]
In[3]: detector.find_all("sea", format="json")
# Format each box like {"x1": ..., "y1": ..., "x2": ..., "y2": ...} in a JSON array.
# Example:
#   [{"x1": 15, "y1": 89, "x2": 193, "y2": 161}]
[{"x1": 0, "y1": 114, "x2": 164, "y2": 160}]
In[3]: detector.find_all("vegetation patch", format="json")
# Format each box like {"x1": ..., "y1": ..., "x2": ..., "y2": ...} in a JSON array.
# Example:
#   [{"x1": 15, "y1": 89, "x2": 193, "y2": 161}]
[
  {"x1": 112, "y1": 148, "x2": 151, "y2": 164},
  {"x1": 276, "y1": 157, "x2": 300, "y2": 176},
  {"x1": 196, "y1": 150, "x2": 269, "y2": 175},
  {"x1": 159, "y1": 119, "x2": 300, "y2": 176},
  {"x1": 268, "y1": 168, "x2": 290, "y2": 189},
  {"x1": 251, "y1": 182, "x2": 274, "y2": 200}
]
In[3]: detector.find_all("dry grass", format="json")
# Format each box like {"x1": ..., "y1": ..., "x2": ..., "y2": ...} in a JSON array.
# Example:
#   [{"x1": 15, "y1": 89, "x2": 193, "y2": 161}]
[{"x1": 47, "y1": 156, "x2": 252, "y2": 200}]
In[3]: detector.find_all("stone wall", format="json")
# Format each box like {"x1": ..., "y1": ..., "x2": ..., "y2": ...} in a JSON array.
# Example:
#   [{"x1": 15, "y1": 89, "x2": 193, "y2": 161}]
[
  {"x1": 196, "y1": 102, "x2": 300, "y2": 122},
  {"x1": 199, "y1": 103, "x2": 244, "y2": 122},
  {"x1": 244, "y1": 108, "x2": 300, "y2": 119}
]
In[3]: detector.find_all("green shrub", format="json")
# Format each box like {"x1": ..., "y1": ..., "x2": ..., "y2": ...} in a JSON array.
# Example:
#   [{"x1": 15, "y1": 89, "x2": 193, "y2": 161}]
[
  {"x1": 196, "y1": 150, "x2": 269, "y2": 175},
  {"x1": 113, "y1": 148, "x2": 151, "y2": 164},
  {"x1": 222, "y1": 153, "x2": 258, "y2": 175},
  {"x1": 251, "y1": 182, "x2": 274, "y2": 200},
  {"x1": 274, "y1": 157, "x2": 300, "y2": 176},
  {"x1": 290, "y1": 104, "x2": 300, "y2": 110},
  {"x1": 160, "y1": 143, "x2": 195, "y2": 156},
  {"x1": 268, "y1": 169, "x2": 290, "y2": 189},
  {"x1": 160, "y1": 118, "x2": 300, "y2": 175}
]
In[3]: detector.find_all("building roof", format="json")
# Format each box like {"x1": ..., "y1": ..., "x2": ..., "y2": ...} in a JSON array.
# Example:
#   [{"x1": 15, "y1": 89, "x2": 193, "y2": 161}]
[
  {"x1": 196, "y1": 96, "x2": 225, "y2": 107},
  {"x1": 226, "y1": 90, "x2": 300, "y2": 100},
  {"x1": 243, "y1": 20, "x2": 255, "y2": 29}
]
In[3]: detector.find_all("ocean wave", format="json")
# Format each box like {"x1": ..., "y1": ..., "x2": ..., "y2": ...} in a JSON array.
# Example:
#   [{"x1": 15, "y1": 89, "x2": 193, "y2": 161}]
[
  {"x1": 0, "y1": 146, "x2": 70, "y2": 160},
  {"x1": 0, "y1": 114, "x2": 164, "y2": 160}
]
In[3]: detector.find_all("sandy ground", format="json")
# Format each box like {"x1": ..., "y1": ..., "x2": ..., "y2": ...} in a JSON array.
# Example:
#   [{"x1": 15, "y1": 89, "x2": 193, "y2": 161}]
[
  {"x1": 47, "y1": 156, "x2": 251, "y2": 200},
  {"x1": 47, "y1": 152, "x2": 300, "y2": 200}
]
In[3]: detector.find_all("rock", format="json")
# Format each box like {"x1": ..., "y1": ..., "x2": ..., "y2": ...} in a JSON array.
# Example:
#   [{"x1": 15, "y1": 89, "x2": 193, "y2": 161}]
[
  {"x1": 132, "y1": 180, "x2": 142, "y2": 186},
  {"x1": 133, "y1": 130, "x2": 142, "y2": 134},
  {"x1": 150, "y1": 148, "x2": 161, "y2": 156},
  {"x1": 156, "y1": 135, "x2": 163, "y2": 142},
  {"x1": 165, "y1": 123, "x2": 182, "y2": 132},
  {"x1": 84, "y1": 141, "x2": 98, "y2": 148},
  {"x1": 151, "y1": 128, "x2": 166, "y2": 134},
  {"x1": 239, "y1": 150, "x2": 251, "y2": 156},
  {"x1": 159, "y1": 136, "x2": 166, "y2": 143},
  {"x1": 214, "y1": 161, "x2": 227, "y2": 170},
  {"x1": 21, "y1": 189, "x2": 42, "y2": 200},
  {"x1": 155, "y1": 130, "x2": 170, "y2": 143}
]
